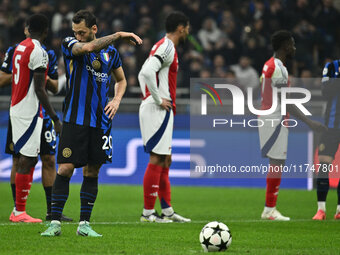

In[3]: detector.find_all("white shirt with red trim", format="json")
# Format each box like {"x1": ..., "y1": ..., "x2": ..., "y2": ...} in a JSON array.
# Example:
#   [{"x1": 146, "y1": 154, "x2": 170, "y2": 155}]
[
  {"x1": 10, "y1": 38, "x2": 48, "y2": 119},
  {"x1": 260, "y1": 56, "x2": 289, "y2": 119},
  {"x1": 138, "y1": 36, "x2": 178, "y2": 113}
]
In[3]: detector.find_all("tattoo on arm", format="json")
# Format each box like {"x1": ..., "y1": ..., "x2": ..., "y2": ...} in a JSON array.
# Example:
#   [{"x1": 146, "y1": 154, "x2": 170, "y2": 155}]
[
  {"x1": 91, "y1": 34, "x2": 120, "y2": 50},
  {"x1": 72, "y1": 33, "x2": 121, "y2": 56},
  {"x1": 72, "y1": 42, "x2": 87, "y2": 56}
]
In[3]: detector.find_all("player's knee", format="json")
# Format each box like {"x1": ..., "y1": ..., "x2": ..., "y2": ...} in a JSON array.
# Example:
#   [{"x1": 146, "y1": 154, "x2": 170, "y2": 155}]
[
  {"x1": 41, "y1": 155, "x2": 56, "y2": 171},
  {"x1": 165, "y1": 156, "x2": 172, "y2": 168},
  {"x1": 18, "y1": 156, "x2": 38, "y2": 174},
  {"x1": 150, "y1": 152, "x2": 166, "y2": 166},
  {"x1": 83, "y1": 165, "x2": 100, "y2": 178},
  {"x1": 57, "y1": 163, "x2": 74, "y2": 178}
]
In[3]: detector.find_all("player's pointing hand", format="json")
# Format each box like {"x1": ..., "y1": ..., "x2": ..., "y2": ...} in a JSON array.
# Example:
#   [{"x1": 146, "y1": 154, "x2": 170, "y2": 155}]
[{"x1": 117, "y1": 32, "x2": 143, "y2": 46}]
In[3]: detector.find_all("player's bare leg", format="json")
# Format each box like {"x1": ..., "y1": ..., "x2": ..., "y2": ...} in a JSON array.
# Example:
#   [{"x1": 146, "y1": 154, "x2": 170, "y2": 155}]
[
  {"x1": 41, "y1": 155, "x2": 73, "y2": 222},
  {"x1": 261, "y1": 158, "x2": 290, "y2": 221},
  {"x1": 313, "y1": 155, "x2": 332, "y2": 220},
  {"x1": 11, "y1": 155, "x2": 42, "y2": 223}
]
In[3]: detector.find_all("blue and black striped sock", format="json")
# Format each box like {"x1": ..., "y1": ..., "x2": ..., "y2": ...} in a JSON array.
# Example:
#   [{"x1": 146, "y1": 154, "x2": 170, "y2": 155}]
[
  {"x1": 51, "y1": 174, "x2": 70, "y2": 221},
  {"x1": 80, "y1": 176, "x2": 98, "y2": 222}
]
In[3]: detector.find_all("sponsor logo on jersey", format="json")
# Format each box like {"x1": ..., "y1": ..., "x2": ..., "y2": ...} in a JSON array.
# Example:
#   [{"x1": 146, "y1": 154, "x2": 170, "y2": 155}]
[{"x1": 86, "y1": 65, "x2": 108, "y2": 82}]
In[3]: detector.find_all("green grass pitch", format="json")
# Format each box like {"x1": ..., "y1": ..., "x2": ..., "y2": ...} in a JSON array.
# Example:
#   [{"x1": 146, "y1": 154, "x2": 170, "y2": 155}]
[{"x1": 0, "y1": 182, "x2": 340, "y2": 254}]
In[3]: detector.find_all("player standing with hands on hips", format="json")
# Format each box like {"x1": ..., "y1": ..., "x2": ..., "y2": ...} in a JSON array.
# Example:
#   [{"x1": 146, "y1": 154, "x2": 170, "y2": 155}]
[
  {"x1": 41, "y1": 10, "x2": 142, "y2": 237},
  {"x1": 138, "y1": 11, "x2": 191, "y2": 223}
]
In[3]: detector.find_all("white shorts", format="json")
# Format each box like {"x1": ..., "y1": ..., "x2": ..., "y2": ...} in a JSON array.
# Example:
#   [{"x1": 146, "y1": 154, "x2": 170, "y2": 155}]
[
  {"x1": 258, "y1": 116, "x2": 288, "y2": 160},
  {"x1": 139, "y1": 98, "x2": 174, "y2": 155},
  {"x1": 10, "y1": 115, "x2": 43, "y2": 157}
]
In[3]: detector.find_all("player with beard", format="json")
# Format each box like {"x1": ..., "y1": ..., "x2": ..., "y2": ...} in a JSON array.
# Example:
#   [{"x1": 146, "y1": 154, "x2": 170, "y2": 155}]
[{"x1": 41, "y1": 10, "x2": 142, "y2": 237}]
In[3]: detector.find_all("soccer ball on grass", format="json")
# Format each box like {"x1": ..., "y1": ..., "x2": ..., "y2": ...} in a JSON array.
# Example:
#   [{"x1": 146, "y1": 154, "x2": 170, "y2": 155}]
[{"x1": 199, "y1": 221, "x2": 232, "y2": 252}]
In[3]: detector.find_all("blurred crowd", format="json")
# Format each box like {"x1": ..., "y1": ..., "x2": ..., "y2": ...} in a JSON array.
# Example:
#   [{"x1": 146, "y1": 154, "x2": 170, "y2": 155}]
[{"x1": 0, "y1": 0, "x2": 339, "y2": 97}]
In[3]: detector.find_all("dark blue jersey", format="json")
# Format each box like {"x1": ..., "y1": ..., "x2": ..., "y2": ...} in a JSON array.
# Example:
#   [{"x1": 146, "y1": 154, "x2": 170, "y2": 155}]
[
  {"x1": 1, "y1": 45, "x2": 16, "y2": 74},
  {"x1": 61, "y1": 37, "x2": 122, "y2": 129},
  {"x1": 321, "y1": 60, "x2": 340, "y2": 129},
  {"x1": 1, "y1": 44, "x2": 58, "y2": 119}
]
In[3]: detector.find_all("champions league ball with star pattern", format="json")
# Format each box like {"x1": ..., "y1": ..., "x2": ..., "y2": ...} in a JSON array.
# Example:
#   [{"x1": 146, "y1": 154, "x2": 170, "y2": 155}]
[{"x1": 199, "y1": 221, "x2": 232, "y2": 252}]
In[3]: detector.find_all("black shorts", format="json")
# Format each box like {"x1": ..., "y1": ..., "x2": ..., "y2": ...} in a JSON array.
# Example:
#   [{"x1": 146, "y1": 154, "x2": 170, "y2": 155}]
[
  {"x1": 57, "y1": 122, "x2": 112, "y2": 168},
  {"x1": 318, "y1": 129, "x2": 340, "y2": 158},
  {"x1": 5, "y1": 118, "x2": 56, "y2": 156}
]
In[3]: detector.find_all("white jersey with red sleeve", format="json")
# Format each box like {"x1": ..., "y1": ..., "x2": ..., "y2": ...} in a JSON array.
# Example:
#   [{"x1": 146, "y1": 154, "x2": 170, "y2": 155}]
[
  {"x1": 10, "y1": 38, "x2": 48, "y2": 119},
  {"x1": 260, "y1": 57, "x2": 289, "y2": 119},
  {"x1": 138, "y1": 36, "x2": 178, "y2": 113}
]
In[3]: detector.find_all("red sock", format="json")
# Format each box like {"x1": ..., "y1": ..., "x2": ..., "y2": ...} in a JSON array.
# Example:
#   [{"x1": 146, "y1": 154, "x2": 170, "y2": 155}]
[
  {"x1": 143, "y1": 163, "x2": 162, "y2": 209},
  {"x1": 159, "y1": 167, "x2": 171, "y2": 208},
  {"x1": 265, "y1": 164, "x2": 282, "y2": 207},
  {"x1": 15, "y1": 173, "x2": 32, "y2": 212}
]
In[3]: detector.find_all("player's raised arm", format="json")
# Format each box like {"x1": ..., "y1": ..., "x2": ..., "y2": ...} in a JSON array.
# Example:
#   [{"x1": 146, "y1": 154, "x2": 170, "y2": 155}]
[
  {"x1": 104, "y1": 67, "x2": 127, "y2": 119},
  {"x1": 72, "y1": 32, "x2": 142, "y2": 56}
]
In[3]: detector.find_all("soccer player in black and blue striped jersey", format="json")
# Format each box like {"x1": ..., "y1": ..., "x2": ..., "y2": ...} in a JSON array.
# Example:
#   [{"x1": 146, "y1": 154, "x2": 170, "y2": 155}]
[
  {"x1": 41, "y1": 10, "x2": 142, "y2": 237},
  {"x1": 313, "y1": 59, "x2": 340, "y2": 220}
]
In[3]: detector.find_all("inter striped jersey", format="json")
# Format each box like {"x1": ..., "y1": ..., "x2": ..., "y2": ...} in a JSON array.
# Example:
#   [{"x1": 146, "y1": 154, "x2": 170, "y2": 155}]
[
  {"x1": 61, "y1": 37, "x2": 122, "y2": 129},
  {"x1": 321, "y1": 60, "x2": 340, "y2": 128},
  {"x1": 1, "y1": 43, "x2": 58, "y2": 120}
]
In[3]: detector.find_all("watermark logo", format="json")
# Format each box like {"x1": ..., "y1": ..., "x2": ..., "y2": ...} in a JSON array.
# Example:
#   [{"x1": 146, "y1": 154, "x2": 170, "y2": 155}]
[
  {"x1": 199, "y1": 82, "x2": 223, "y2": 114},
  {"x1": 200, "y1": 83, "x2": 311, "y2": 116}
]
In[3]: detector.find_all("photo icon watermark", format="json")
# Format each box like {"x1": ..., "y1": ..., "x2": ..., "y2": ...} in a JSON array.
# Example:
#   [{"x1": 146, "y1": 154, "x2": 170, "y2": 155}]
[{"x1": 190, "y1": 78, "x2": 339, "y2": 179}]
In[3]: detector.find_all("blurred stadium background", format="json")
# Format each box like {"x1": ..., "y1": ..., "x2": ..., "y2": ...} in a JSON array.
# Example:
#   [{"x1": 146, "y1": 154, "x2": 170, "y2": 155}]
[{"x1": 0, "y1": 0, "x2": 340, "y2": 189}]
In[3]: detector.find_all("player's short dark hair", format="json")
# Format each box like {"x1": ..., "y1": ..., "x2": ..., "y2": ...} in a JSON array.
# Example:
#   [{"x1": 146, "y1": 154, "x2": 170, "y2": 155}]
[
  {"x1": 27, "y1": 14, "x2": 48, "y2": 35},
  {"x1": 271, "y1": 30, "x2": 292, "y2": 51},
  {"x1": 72, "y1": 10, "x2": 97, "y2": 28},
  {"x1": 165, "y1": 11, "x2": 189, "y2": 33}
]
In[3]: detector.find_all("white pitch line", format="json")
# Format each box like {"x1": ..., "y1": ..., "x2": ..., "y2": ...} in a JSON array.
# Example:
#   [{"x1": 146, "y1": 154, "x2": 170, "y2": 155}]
[{"x1": 0, "y1": 219, "x2": 324, "y2": 226}]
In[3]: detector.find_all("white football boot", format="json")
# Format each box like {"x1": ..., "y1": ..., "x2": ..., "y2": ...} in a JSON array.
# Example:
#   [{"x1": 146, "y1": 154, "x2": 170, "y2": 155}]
[{"x1": 261, "y1": 207, "x2": 290, "y2": 221}]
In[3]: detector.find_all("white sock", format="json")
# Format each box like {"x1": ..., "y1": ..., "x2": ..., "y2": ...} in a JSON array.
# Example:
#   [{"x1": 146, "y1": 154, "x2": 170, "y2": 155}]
[
  {"x1": 264, "y1": 206, "x2": 274, "y2": 214},
  {"x1": 336, "y1": 205, "x2": 340, "y2": 213},
  {"x1": 13, "y1": 208, "x2": 24, "y2": 216},
  {"x1": 162, "y1": 207, "x2": 174, "y2": 216},
  {"x1": 317, "y1": 202, "x2": 326, "y2": 211},
  {"x1": 79, "y1": 220, "x2": 89, "y2": 225},
  {"x1": 143, "y1": 209, "x2": 155, "y2": 216},
  {"x1": 51, "y1": 220, "x2": 61, "y2": 225}
]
